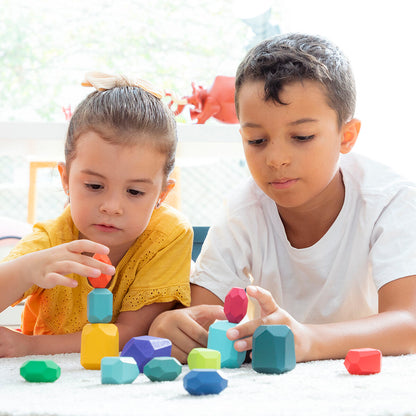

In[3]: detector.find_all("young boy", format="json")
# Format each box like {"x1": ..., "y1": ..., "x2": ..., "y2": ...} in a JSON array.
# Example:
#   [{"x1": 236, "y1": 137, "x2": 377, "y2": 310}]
[{"x1": 149, "y1": 33, "x2": 416, "y2": 363}]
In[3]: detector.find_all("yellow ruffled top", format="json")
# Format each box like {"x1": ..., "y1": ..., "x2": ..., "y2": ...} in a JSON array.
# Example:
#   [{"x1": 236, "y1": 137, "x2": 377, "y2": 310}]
[{"x1": 4, "y1": 204, "x2": 192, "y2": 335}]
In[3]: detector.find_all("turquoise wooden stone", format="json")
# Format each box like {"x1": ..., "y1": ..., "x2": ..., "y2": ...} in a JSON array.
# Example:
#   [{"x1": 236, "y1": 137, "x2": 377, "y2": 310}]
[
  {"x1": 20, "y1": 360, "x2": 61, "y2": 383},
  {"x1": 87, "y1": 288, "x2": 113, "y2": 323},
  {"x1": 121, "y1": 335, "x2": 172, "y2": 372},
  {"x1": 143, "y1": 357, "x2": 182, "y2": 382},
  {"x1": 252, "y1": 325, "x2": 296, "y2": 374},
  {"x1": 183, "y1": 370, "x2": 228, "y2": 395},
  {"x1": 208, "y1": 320, "x2": 245, "y2": 368},
  {"x1": 101, "y1": 356, "x2": 139, "y2": 384}
]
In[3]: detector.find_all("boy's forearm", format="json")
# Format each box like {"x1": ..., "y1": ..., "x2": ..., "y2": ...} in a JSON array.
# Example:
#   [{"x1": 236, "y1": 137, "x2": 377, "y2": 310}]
[{"x1": 306, "y1": 310, "x2": 416, "y2": 361}]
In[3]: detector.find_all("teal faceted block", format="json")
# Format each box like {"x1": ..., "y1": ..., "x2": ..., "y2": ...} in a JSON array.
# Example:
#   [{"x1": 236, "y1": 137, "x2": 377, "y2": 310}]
[
  {"x1": 143, "y1": 357, "x2": 182, "y2": 382},
  {"x1": 252, "y1": 325, "x2": 296, "y2": 374},
  {"x1": 88, "y1": 288, "x2": 113, "y2": 323},
  {"x1": 183, "y1": 370, "x2": 228, "y2": 395},
  {"x1": 20, "y1": 360, "x2": 61, "y2": 383},
  {"x1": 101, "y1": 356, "x2": 139, "y2": 384},
  {"x1": 208, "y1": 320, "x2": 245, "y2": 368}
]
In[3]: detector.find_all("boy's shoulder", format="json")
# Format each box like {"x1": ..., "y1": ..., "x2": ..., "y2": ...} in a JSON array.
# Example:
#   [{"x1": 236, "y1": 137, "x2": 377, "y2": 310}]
[{"x1": 341, "y1": 153, "x2": 416, "y2": 201}]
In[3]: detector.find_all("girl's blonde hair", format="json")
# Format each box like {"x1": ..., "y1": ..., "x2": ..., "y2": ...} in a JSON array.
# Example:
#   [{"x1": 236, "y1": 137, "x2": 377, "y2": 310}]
[{"x1": 65, "y1": 75, "x2": 177, "y2": 181}]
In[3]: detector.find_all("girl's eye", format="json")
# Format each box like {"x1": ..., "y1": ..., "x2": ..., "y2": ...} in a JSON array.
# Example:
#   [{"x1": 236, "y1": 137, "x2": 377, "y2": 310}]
[
  {"x1": 247, "y1": 138, "x2": 266, "y2": 146},
  {"x1": 85, "y1": 183, "x2": 102, "y2": 191},
  {"x1": 128, "y1": 189, "x2": 144, "y2": 196},
  {"x1": 293, "y1": 135, "x2": 314, "y2": 142}
]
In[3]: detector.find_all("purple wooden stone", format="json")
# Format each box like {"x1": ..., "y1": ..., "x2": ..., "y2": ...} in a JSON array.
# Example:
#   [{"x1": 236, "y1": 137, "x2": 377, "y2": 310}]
[{"x1": 120, "y1": 335, "x2": 172, "y2": 372}]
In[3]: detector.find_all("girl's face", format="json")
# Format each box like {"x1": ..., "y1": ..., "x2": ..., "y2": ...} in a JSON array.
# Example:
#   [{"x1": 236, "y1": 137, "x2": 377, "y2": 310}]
[{"x1": 59, "y1": 131, "x2": 171, "y2": 265}]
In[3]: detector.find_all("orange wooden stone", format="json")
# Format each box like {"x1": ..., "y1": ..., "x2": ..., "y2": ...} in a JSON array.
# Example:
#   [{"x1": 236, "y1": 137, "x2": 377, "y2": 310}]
[{"x1": 88, "y1": 253, "x2": 113, "y2": 288}]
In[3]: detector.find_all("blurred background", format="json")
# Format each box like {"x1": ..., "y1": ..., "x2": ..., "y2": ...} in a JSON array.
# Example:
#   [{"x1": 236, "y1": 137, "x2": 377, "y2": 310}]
[{"x1": 0, "y1": 0, "x2": 415, "y2": 227}]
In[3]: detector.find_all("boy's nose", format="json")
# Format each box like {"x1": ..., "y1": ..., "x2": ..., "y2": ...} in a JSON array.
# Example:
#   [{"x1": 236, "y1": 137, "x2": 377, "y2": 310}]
[{"x1": 266, "y1": 144, "x2": 291, "y2": 168}]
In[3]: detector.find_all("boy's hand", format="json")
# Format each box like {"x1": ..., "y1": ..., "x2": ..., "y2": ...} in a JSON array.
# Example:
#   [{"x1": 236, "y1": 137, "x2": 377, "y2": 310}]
[
  {"x1": 148, "y1": 305, "x2": 226, "y2": 363},
  {"x1": 226, "y1": 285, "x2": 310, "y2": 362},
  {"x1": 19, "y1": 240, "x2": 115, "y2": 289}
]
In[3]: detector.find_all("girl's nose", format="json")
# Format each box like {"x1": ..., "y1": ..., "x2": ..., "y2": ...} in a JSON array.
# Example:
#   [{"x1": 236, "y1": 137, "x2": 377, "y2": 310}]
[{"x1": 99, "y1": 195, "x2": 123, "y2": 215}]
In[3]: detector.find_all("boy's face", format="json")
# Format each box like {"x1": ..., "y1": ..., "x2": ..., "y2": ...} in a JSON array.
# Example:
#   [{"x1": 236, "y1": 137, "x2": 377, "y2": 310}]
[
  {"x1": 59, "y1": 131, "x2": 169, "y2": 265},
  {"x1": 238, "y1": 80, "x2": 354, "y2": 211}
]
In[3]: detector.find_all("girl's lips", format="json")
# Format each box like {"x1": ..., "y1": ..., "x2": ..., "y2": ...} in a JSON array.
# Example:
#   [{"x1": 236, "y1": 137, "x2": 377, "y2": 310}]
[
  {"x1": 93, "y1": 224, "x2": 120, "y2": 232},
  {"x1": 270, "y1": 178, "x2": 298, "y2": 190}
]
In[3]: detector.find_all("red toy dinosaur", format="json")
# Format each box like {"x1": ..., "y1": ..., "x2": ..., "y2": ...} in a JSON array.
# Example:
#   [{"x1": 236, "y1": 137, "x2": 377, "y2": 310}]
[{"x1": 166, "y1": 75, "x2": 238, "y2": 124}]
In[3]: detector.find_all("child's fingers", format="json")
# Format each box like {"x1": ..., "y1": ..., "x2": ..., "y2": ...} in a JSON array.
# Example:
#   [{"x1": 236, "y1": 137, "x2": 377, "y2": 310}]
[
  {"x1": 226, "y1": 319, "x2": 260, "y2": 351},
  {"x1": 43, "y1": 273, "x2": 78, "y2": 289},
  {"x1": 246, "y1": 285, "x2": 279, "y2": 315},
  {"x1": 66, "y1": 239, "x2": 110, "y2": 255}
]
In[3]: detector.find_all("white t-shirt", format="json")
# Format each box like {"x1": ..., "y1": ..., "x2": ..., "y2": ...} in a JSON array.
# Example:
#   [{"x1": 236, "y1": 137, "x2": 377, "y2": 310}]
[{"x1": 191, "y1": 153, "x2": 416, "y2": 324}]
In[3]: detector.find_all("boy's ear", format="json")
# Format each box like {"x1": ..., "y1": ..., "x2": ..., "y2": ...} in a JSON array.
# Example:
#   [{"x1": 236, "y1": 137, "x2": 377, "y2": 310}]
[
  {"x1": 58, "y1": 162, "x2": 69, "y2": 195},
  {"x1": 156, "y1": 179, "x2": 176, "y2": 207},
  {"x1": 340, "y1": 118, "x2": 361, "y2": 154}
]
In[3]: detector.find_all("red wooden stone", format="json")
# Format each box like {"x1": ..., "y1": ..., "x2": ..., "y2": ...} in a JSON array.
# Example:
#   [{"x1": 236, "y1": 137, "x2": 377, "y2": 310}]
[
  {"x1": 88, "y1": 253, "x2": 113, "y2": 288},
  {"x1": 344, "y1": 348, "x2": 382, "y2": 375},
  {"x1": 224, "y1": 287, "x2": 248, "y2": 323}
]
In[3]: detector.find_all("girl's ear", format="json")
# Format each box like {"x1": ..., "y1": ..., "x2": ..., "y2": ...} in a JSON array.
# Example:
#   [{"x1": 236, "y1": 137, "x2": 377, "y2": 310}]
[
  {"x1": 58, "y1": 162, "x2": 69, "y2": 195},
  {"x1": 155, "y1": 179, "x2": 176, "y2": 208},
  {"x1": 340, "y1": 118, "x2": 361, "y2": 154}
]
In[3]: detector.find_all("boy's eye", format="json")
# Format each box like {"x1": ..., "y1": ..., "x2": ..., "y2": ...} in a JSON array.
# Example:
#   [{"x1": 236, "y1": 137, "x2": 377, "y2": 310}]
[
  {"x1": 85, "y1": 183, "x2": 103, "y2": 190},
  {"x1": 247, "y1": 138, "x2": 266, "y2": 145},
  {"x1": 293, "y1": 135, "x2": 314, "y2": 142},
  {"x1": 128, "y1": 189, "x2": 144, "y2": 196}
]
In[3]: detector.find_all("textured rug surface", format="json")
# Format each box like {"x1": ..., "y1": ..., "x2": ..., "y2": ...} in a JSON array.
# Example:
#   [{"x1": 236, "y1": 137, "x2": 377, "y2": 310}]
[{"x1": 0, "y1": 353, "x2": 415, "y2": 416}]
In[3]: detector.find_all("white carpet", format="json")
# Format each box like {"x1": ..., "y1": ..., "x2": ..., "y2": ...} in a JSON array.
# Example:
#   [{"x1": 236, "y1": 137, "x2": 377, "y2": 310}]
[{"x1": 0, "y1": 353, "x2": 415, "y2": 416}]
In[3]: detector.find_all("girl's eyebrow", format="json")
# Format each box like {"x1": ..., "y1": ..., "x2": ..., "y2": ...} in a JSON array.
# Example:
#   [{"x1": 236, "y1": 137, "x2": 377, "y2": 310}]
[{"x1": 81, "y1": 169, "x2": 153, "y2": 184}]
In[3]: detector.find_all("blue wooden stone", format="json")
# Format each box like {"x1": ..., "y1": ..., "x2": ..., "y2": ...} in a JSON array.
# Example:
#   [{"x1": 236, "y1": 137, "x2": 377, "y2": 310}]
[
  {"x1": 143, "y1": 357, "x2": 182, "y2": 382},
  {"x1": 87, "y1": 288, "x2": 113, "y2": 323},
  {"x1": 252, "y1": 325, "x2": 296, "y2": 374},
  {"x1": 207, "y1": 320, "x2": 245, "y2": 368},
  {"x1": 101, "y1": 356, "x2": 139, "y2": 384},
  {"x1": 183, "y1": 370, "x2": 228, "y2": 395},
  {"x1": 120, "y1": 335, "x2": 172, "y2": 372}
]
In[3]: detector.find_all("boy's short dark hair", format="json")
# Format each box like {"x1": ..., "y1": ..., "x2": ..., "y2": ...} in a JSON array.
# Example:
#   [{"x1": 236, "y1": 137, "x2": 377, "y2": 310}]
[{"x1": 235, "y1": 33, "x2": 356, "y2": 126}]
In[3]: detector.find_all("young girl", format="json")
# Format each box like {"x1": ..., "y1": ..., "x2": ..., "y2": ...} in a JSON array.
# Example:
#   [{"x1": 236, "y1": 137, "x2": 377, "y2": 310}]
[
  {"x1": 0, "y1": 72, "x2": 193, "y2": 357},
  {"x1": 149, "y1": 33, "x2": 416, "y2": 363}
]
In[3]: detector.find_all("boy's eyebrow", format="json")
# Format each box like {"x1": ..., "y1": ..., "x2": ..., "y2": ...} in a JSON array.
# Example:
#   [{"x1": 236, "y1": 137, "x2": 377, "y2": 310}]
[
  {"x1": 241, "y1": 118, "x2": 318, "y2": 128},
  {"x1": 288, "y1": 118, "x2": 318, "y2": 126},
  {"x1": 81, "y1": 169, "x2": 153, "y2": 184}
]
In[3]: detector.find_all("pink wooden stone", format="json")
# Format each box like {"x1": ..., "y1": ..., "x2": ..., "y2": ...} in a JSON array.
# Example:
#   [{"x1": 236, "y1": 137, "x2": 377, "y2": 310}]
[{"x1": 224, "y1": 287, "x2": 248, "y2": 323}]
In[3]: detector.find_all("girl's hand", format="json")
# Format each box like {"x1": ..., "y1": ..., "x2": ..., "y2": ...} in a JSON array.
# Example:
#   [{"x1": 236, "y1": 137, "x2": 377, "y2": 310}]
[
  {"x1": 18, "y1": 240, "x2": 115, "y2": 289},
  {"x1": 0, "y1": 326, "x2": 30, "y2": 357},
  {"x1": 226, "y1": 285, "x2": 311, "y2": 362}
]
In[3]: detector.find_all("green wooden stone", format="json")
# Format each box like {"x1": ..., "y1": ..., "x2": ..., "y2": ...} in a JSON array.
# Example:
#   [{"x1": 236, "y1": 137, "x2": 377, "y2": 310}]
[
  {"x1": 143, "y1": 357, "x2": 182, "y2": 382},
  {"x1": 187, "y1": 348, "x2": 221, "y2": 370},
  {"x1": 20, "y1": 360, "x2": 61, "y2": 382}
]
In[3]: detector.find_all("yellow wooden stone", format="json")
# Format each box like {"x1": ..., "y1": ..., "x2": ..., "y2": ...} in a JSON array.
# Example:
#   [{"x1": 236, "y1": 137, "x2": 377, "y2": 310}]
[{"x1": 81, "y1": 323, "x2": 119, "y2": 370}]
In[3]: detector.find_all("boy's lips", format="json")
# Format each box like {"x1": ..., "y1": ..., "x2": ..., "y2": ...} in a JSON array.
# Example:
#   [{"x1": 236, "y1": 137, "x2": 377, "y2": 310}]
[{"x1": 270, "y1": 178, "x2": 298, "y2": 189}]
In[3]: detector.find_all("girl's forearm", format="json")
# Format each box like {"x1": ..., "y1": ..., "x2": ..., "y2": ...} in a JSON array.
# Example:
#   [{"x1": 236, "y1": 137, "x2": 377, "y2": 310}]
[
  {"x1": 306, "y1": 310, "x2": 416, "y2": 361},
  {"x1": 0, "y1": 258, "x2": 32, "y2": 312}
]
